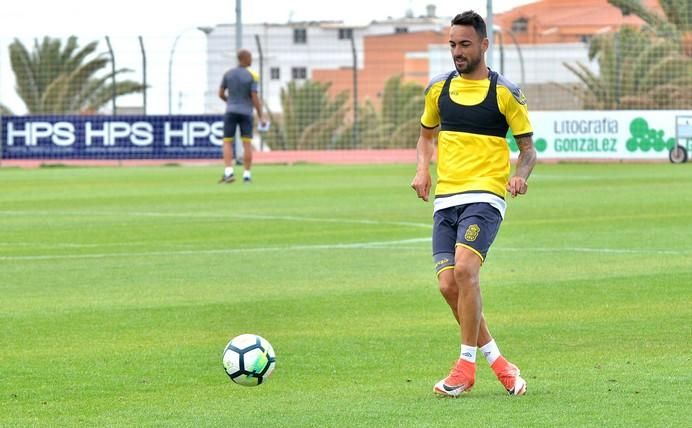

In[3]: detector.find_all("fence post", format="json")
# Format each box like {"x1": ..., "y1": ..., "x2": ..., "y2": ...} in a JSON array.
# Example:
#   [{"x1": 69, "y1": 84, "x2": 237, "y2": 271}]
[
  {"x1": 0, "y1": 113, "x2": 3, "y2": 167},
  {"x1": 139, "y1": 36, "x2": 147, "y2": 114},
  {"x1": 105, "y1": 36, "x2": 117, "y2": 115},
  {"x1": 350, "y1": 34, "x2": 358, "y2": 149}
]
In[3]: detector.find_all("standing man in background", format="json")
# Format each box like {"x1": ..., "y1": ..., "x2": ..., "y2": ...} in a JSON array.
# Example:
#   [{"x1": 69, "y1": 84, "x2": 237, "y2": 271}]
[
  {"x1": 218, "y1": 49, "x2": 266, "y2": 184},
  {"x1": 410, "y1": 10, "x2": 537, "y2": 398}
]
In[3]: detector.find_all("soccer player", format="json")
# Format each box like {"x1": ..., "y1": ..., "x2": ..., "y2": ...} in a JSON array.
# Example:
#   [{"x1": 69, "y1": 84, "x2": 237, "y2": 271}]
[
  {"x1": 410, "y1": 10, "x2": 537, "y2": 397},
  {"x1": 218, "y1": 49, "x2": 267, "y2": 183}
]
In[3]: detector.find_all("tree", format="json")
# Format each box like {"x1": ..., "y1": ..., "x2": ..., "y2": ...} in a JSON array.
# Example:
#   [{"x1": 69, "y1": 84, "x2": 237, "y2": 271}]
[
  {"x1": 262, "y1": 76, "x2": 424, "y2": 150},
  {"x1": 265, "y1": 80, "x2": 349, "y2": 150},
  {"x1": 336, "y1": 75, "x2": 425, "y2": 149},
  {"x1": 562, "y1": 25, "x2": 692, "y2": 109},
  {"x1": 608, "y1": 0, "x2": 691, "y2": 55},
  {"x1": 1, "y1": 36, "x2": 145, "y2": 114},
  {"x1": 378, "y1": 75, "x2": 425, "y2": 147},
  {"x1": 561, "y1": 0, "x2": 692, "y2": 110}
]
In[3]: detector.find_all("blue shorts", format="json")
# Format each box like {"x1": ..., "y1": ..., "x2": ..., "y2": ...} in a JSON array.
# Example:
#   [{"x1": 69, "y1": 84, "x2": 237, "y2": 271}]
[
  {"x1": 432, "y1": 203, "x2": 502, "y2": 275},
  {"x1": 223, "y1": 112, "x2": 253, "y2": 140}
]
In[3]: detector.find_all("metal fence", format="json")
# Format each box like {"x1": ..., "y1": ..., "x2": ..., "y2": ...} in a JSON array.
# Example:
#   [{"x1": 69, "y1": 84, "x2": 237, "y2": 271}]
[{"x1": 1, "y1": 14, "x2": 690, "y2": 156}]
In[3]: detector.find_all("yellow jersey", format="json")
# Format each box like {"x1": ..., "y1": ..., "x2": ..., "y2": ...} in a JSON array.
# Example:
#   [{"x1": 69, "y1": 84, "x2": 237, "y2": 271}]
[{"x1": 421, "y1": 69, "x2": 533, "y2": 217}]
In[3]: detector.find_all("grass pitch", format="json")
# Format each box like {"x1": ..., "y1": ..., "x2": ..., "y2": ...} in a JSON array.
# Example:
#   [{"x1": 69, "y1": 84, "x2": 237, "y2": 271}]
[{"x1": 1, "y1": 162, "x2": 691, "y2": 427}]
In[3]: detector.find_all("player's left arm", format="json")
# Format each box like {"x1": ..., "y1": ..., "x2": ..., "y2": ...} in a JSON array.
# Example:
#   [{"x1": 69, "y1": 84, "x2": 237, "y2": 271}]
[
  {"x1": 508, "y1": 136, "x2": 536, "y2": 197},
  {"x1": 219, "y1": 75, "x2": 228, "y2": 102},
  {"x1": 500, "y1": 84, "x2": 537, "y2": 197},
  {"x1": 248, "y1": 70, "x2": 266, "y2": 124},
  {"x1": 250, "y1": 91, "x2": 267, "y2": 125}
]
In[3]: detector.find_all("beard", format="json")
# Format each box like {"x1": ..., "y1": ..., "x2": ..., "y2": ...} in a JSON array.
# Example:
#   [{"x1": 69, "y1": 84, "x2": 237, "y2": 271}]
[{"x1": 454, "y1": 54, "x2": 482, "y2": 74}]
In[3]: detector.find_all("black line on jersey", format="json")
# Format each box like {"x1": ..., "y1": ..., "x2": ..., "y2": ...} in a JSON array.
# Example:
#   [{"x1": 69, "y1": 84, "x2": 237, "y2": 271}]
[
  {"x1": 434, "y1": 190, "x2": 505, "y2": 200},
  {"x1": 513, "y1": 132, "x2": 534, "y2": 139}
]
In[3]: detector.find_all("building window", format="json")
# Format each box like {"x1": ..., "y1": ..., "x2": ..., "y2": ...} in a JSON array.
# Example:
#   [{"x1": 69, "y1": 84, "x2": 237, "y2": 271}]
[
  {"x1": 291, "y1": 67, "x2": 307, "y2": 80},
  {"x1": 394, "y1": 27, "x2": 409, "y2": 34},
  {"x1": 338, "y1": 28, "x2": 353, "y2": 40},
  {"x1": 511, "y1": 18, "x2": 528, "y2": 34},
  {"x1": 293, "y1": 28, "x2": 307, "y2": 44},
  {"x1": 270, "y1": 67, "x2": 280, "y2": 80}
]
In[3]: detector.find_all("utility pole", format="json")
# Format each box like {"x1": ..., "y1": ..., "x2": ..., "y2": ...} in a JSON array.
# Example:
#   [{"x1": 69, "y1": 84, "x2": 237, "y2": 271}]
[
  {"x1": 236, "y1": 0, "x2": 242, "y2": 52},
  {"x1": 486, "y1": 0, "x2": 494, "y2": 69}
]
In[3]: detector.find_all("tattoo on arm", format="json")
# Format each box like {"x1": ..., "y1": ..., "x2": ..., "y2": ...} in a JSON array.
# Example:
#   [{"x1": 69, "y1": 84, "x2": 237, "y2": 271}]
[{"x1": 515, "y1": 136, "x2": 537, "y2": 180}]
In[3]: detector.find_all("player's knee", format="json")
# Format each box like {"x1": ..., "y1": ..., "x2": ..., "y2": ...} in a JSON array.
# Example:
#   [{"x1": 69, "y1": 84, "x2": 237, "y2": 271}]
[
  {"x1": 438, "y1": 282, "x2": 457, "y2": 301},
  {"x1": 437, "y1": 270, "x2": 457, "y2": 299},
  {"x1": 453, "y1": 262, "x2": 479, "y2": 286}
]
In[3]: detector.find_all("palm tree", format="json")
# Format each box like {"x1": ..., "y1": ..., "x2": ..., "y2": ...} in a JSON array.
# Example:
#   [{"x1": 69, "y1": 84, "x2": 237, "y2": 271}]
[
  {"x1": 379, "y1": 75, "x2": 425, "y2": 147},
  {"x1": 336, "y1": 75, "x2": 424, "y2": 149},
  {"x1": 264, "y1": 80, "x2": 349, "y2": 150},
  {"x1": 560, "y1": 0, "x2": 692, "y2": 110},
  {"x1": 562, "y1": 25, "x2": 692, "y2": 109},
  {"x1": 3, "y1": 36, "x2": 144, "y2": 114},
  {"x1": 264, "y1": 75, "x2": 424, "y2": 150},
  {"x1": 333, "y1": 99, "x2": 384, "y2": 149},
  {"x1": 609, "y1": 0, "x2": 692, "y2": 107},
  {"x1": 608, "y1": 0, "x2": 691, "y2": 55}
]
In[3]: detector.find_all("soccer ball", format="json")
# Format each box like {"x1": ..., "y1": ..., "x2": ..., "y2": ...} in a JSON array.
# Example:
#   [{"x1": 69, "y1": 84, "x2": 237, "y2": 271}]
[{"x1": 222, "y1": 334, "x2": 276, "y2": 386}]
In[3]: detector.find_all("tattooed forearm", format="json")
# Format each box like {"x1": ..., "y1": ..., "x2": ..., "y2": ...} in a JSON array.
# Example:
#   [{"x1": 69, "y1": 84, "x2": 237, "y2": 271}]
[{"x1": 515, "y1": 136, "x2": 537, "y2": 180}]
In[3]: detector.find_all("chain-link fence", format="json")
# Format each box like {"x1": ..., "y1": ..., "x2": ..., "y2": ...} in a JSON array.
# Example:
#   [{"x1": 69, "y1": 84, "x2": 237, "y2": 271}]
[
  {"x1": 1, "y1": 1, "x2": 690, "y2": 157},
  {"x1": 0, "y1": 31, "x2": 210, "y2": 116}
]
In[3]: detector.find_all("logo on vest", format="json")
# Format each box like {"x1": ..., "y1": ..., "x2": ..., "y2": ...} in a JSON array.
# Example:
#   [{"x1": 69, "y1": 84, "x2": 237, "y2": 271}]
[{"x1": 464, "y1": 224, "x2": 481, "y2": 242}]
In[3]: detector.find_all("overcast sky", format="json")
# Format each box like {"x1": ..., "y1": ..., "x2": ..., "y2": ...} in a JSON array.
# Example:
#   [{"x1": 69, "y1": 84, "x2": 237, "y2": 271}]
[
  {"x1": 1, "y1": 0, "x2": 535, "y2": 35},
  {"x1": 0, "y1": 0, "x2": 536, "y2": 114}
]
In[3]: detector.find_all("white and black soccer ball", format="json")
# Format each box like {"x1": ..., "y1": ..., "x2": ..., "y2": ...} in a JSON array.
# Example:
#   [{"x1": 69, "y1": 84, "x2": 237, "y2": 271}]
[{"x1": 222, "y1": 334, "x2": 276, "y2": 386}]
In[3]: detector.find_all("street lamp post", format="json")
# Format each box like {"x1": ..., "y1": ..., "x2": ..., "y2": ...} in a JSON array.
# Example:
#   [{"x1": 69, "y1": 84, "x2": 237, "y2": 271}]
[
  {"x1": 168, "y1": 26, "x2": 214, "y2": 114},
  {"x1": 486, "y1": 0, "x2": 494, "y2": 69}
]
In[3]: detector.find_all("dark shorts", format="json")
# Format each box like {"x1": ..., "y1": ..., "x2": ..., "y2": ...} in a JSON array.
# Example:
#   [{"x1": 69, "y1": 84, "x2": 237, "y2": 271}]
[
  {"x1": 432, "y1": 203, "x2": 502, "y2": 274},
  {"x1": 223, "y1": 112, "x2": 253, "y2": 140}
]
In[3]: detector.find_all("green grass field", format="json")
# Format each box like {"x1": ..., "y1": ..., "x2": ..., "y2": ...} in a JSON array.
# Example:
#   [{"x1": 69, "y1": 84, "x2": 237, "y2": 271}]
[{"x1": 1, "y1": 162, "x2": 691, "y2": 427}]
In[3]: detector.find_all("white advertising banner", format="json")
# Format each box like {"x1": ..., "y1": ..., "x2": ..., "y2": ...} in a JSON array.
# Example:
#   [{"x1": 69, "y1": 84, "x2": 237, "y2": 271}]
[{"x1": 509, "y1": 110, "x2": 692, "y2": 160}]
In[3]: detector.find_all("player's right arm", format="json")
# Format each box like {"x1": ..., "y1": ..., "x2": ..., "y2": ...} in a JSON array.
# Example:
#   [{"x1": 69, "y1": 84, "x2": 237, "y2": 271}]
[
  {"x1": 497, "y1": 78, "x2": 536, "y2": 197},
  {"x1": 250, "y1": 91, "x2": 267, "y2": 126},
  {"x1": 218, "y1": 74, "x2": 228, "y2": 102},
  {"x1": 411, "y1": 78, "x2": 442, "y2": 202},
  {"x1": 248, "y1": 69, "x2": 267, "y2": 125},
  {"x1": 411, "y1": 126, "x2": 437, "y2": 202}
]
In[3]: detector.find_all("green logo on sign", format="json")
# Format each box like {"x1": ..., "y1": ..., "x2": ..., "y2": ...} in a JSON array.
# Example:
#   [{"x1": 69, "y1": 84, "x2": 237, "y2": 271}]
[
  {"x1": 507, "y1": 131, "x2": 547, "y2": 153},
  {"x1": 626, "y1": 118, "x2": 676, "y2": 152}
]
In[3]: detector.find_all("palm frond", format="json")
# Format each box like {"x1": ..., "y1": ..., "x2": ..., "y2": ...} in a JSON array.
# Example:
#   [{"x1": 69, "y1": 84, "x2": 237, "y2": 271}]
[
  {"x1": 639, "y1": 55, "x2": 692, "y2": 91},
  {"x1": 7, "y1": 36, "x2": 144, "y2": 113},
  {"x1": 9, "y1": 39, "x2": 41, "y2": 111},
  {"x1": 86, "y1": 80, "x2": 146, "y2": 112},
  {"x1": 0, "y1": 103, "x2": 14, "y2": 115},
  {"x1": 608, "y1": 0, "x2": 666, "y2": 28},
  {"x1": 41, "y1": 73, "x2": 71, "y2": 114}
]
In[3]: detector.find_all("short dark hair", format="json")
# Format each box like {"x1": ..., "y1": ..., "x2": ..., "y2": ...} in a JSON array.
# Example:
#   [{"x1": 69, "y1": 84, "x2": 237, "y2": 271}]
[{"x1": 451, "y1": 10, "x2": 487, "y2": 39}]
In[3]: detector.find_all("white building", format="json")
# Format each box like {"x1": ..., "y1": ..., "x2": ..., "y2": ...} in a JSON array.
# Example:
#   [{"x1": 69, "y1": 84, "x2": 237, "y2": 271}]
[
  {"x1": 204, "y1": 14, "x2": 448, "y2": 113},
  {"x1": 204, "y1": 10, "x2": 599, "y2": 113}
]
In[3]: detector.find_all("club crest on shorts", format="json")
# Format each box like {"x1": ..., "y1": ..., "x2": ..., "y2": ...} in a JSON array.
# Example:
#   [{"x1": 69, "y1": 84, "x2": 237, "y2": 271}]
[{"x1": 464, "y1": 224, "x2": 480, "y2": 242}]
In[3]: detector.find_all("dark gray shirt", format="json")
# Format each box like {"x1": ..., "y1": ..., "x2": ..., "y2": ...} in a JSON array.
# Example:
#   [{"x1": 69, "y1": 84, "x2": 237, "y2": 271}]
[{"x1": 220, "y1": 67, "x2": 258, "y2": 115}]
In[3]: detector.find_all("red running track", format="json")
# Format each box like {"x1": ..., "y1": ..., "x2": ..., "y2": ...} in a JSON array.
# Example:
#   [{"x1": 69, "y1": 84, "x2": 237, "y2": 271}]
[{"x1": 0, "y1": 149, "x2": 417, "y2": 168}]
